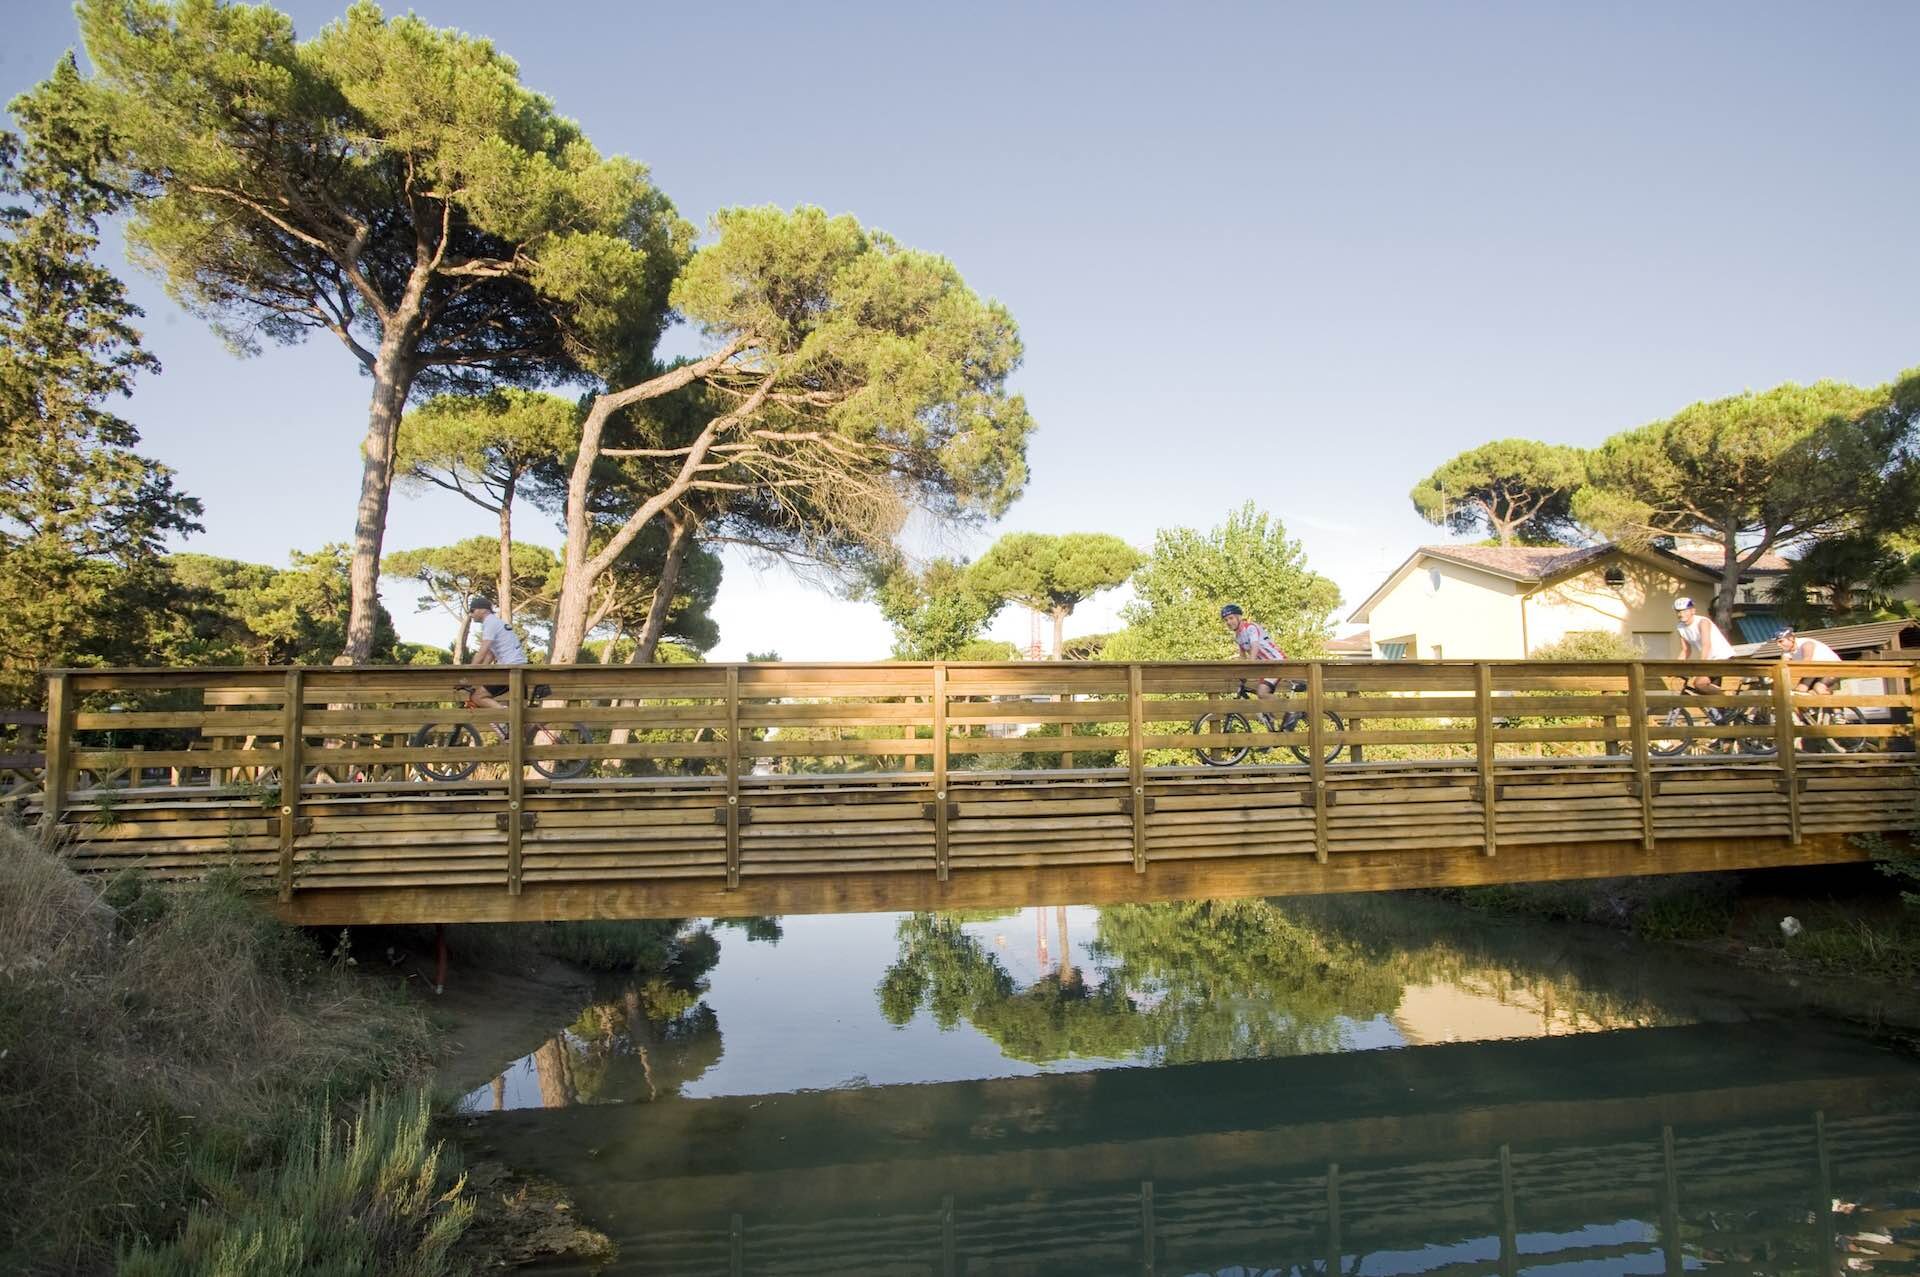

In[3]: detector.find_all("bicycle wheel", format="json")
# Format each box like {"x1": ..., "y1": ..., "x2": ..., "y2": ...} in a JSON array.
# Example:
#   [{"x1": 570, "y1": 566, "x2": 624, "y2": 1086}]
[
  {"x1": 1737, "y1": 708, "x2": 1778, "y2": 756},
  {"x1": 1281, "y1": 711, "x2": 1346, "y2": 765},
  {"x1": 530, "y1": 724, "x2": 593, "y2": 780},
  {"x1": 410, "y1": 722, "x2": 482, "y2": 782},
  {"x1": 1821, "y1": 705, "x2": 1871, "y2": 753},
  {"x1": 1194, "y1": 712, "x2": 1252, "y2": 767},
  {"x1": 1648, "y1": 707, "x2": 1691, "y2": 757}
]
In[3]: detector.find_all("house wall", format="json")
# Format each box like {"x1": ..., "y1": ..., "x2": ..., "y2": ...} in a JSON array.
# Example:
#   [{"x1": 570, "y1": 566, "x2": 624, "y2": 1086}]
[
  {"x1": 1525, "y1": 559, "x2": 1695, "y2": 658},
  {"x1": 1366, "y1": 559, "x2": 1527, "y2": 660},
  {"x1": 1365, "y1": 555, "x2": 1703, "y2": 660}
]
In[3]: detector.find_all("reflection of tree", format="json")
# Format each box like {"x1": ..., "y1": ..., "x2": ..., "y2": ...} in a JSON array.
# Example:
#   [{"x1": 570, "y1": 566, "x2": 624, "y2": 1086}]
[
  {"x1": 522, "y1": 924, "x2": 727, "y2": 1107},
  {"x1": 876, "y1": 902, "x2": 1405, "y2": 1065}
]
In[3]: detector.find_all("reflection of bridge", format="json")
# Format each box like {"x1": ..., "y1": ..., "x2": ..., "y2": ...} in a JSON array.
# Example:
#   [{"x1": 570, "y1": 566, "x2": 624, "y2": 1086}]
[
  {"x1": 472, "y1": 1023, "x2": 1920, "y2": 1276},
  {"x1": 31, "y1": 659, "x2": 1916, "y2": 924}
]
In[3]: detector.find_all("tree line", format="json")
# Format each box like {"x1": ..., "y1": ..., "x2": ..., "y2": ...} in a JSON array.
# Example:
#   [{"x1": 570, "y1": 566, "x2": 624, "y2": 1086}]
[
  {"x1": 1409, "y1": 374, "x2": 1920, "y2": 631},
  {"x1": 2, "y1": 0, "x2": 1034, "y2": 697}
]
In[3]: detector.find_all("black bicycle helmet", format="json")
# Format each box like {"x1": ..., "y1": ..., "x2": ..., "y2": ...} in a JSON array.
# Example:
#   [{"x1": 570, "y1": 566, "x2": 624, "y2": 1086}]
[{"x1": 1219, "y1": 603, "x2": 1243, "y2": 619}]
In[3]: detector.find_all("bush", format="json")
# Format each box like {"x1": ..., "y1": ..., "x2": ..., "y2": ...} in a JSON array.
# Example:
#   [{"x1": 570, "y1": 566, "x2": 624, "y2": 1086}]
[{"x1": 1529, "y1": 631, "x2": 1645, "y2": 662}]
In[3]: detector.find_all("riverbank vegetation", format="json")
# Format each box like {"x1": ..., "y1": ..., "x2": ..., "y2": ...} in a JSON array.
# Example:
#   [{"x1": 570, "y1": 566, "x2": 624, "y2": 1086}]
[{"x1": 0, "y1": 828, "x2": 464, "y2": 1272}]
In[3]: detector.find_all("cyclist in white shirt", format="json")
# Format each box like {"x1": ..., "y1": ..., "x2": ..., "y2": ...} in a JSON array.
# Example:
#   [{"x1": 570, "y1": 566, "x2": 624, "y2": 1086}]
[
  {"x1": 1772, "y1": 626, "x2": 1842, "y2": 694},
  {"x1": 467, "y1": 597, "x2": 527, "y2": 711},
  {"x1": 1672, "y1": 596, "x2": 1735, "y2": 704}
]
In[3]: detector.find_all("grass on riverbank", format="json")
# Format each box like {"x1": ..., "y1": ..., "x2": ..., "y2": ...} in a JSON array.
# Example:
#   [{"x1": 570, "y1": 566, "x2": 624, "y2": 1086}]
[{"x1": 0, "y1": 828, "x2": 467, "y2": 1273}]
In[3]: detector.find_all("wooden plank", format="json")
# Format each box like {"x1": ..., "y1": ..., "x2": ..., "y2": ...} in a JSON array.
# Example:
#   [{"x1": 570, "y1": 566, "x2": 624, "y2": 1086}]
[
  {"x1": 508, "y1": 667, "x2": 525, "y2": 896},
  {"x1": 933, "y1": 664, "x2": 949, "y2": 882},
  {"x1": 1129, "y1": 664, "x2": 1147, "y2": 873},
  {"x1": 41, "y1": 672, "x2": 72, "y2": 829},
  {"x1": 270, "y1": 828, "x2": 1881, "y2": 925},
  {"x1": 726, "y1": 664, "x2": 741, "y2": 890},
  {"x1": 1308, "y1": 663, "x2": 1328, "y2": 864},
  {"x1": 277, "y1": 668, "x2": 304, "y2": 903},
  {"x1": 1476, "y1": 663, "x2": 1496, "y2": 858}
]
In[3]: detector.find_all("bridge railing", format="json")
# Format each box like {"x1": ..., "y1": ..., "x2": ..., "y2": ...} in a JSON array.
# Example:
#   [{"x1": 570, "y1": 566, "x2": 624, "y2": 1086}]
[{"x1": 30, "y1": 658, "x2": 1916, "y2": 911}]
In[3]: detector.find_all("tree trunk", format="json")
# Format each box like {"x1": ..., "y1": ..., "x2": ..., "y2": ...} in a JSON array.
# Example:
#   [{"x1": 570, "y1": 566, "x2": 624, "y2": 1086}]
[
  {"x1": 343, "y1": 352, "x2": 415, "y2": 662},
  {"x1": 497, "y1": 476, "x2": 516, "y2": 623},
  {"x1": 1715, "y1": 528, "x2": 1740, "y2": 633},
  {"x1": 598, "y1": 623, "x2": 622, "y2": 664},
  {"x1": 1051, "y1": 606, "x2": 1067, "y2": 659},
  {"x1": 631, "y1": 513, "x2": 693, "y2": 667},
  {"x1": 454, "y1": 612, "x2": 472, "y2": 664}
]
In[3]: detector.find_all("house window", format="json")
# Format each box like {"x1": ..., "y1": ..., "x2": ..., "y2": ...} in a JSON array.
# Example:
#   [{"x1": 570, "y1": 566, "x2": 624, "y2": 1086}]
[
  {"x1": 1430, "y1": 644, "x2": 1444, "y2": 660},
  {"x1": 1633, "y1": 631, "x2": 1671, "y2": 657},
  {"x1": 1379, "y1": 641, "x2": 1409, "y2": 660},
  {"x1": 1604, "y1": 567, "x2": 1626, "y2": 587}
]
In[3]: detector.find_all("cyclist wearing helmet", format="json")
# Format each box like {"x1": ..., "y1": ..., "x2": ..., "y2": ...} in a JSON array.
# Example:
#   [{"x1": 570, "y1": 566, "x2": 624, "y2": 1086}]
[
  {"x1": 1773, "y1": 626, "x2": 1842, "y2": 694},
  {"x1": 1673, "y1": 596, "x2": 1734, "y2": 705},
  {"x1": 1221, "y1": 604, "x2": 1287, "y2": 696},
  {"x1": 467, "y1": 597, "x2": 527, "y2": 711}
]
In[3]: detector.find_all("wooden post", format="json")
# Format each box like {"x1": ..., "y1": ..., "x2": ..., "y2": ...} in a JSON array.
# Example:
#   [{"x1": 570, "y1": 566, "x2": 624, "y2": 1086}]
[
  {"x1": 1060, "y1": 692, "x2": 1074, "y2": 770},
  {"x1": 507, "y1": 666, "x2": 526, "y2": 896},
  {"x1": 932, "y1": 664, "x2": 949, "y2": 882},
  {"x1": 1476, "y1": 663, "x2": 1497, "y2": 857},
  {"x1": 276, "y1": 667, "x2": 305, "y2": 903},
  {"x1": 1139, "y1": 1179, "x2": 1156, "y2": 1277},
  {"x1": 1128, "y1": 664, "x2": 1147, "y2": 873},
  {"x1": 1660, "y1": 1124, "x2": 1682, "y2": 1277},
  {"x1": 728, "y1": 1212, "x2": 744, "y2": 1277},
  {"x1": 1497, "y1": 1143, "x2": 1518, "y2": 1277},
  {"x1": 1814, "y1": 1110, "x2": 1835, "y2": 1277},
  {"x1": 1629, "y1": 662, "x2": 1655, "y2": 851},
  {"x1": 725, "y1": 664, "x2": 741, "y2": 890},
  {"x1": 1774, "y1": 667, "x2": 1801, "y2": 844},
  {"x1": 1325, "y1": 1162, "x2": 1342, "y2": 1277},
  {"x1": 1308, "y1": 663, "x2": 1329, "y2": 864},
  {"x1": 941, "y1": 1194, "x2": 957, "y2": 1277},
  {"x1": 41, "y1": 672, "x2": 72, "y2": 829}
]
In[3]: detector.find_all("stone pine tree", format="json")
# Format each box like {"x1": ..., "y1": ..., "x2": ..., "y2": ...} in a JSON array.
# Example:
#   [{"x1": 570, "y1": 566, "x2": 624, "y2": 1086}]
[
  {"x1": 395, "y1": 390, "x2": 576, "y2": 624},
  {"x1": 1408, "y1": 439, "x2": 1587, "y2": 546},
  {"x1": 545, "y1": 206, "x2": 1032, "y2": 662},
  {"x1": 967, "y1": 532, "x2": 1139, "y2": 659},
  {"x1": 1575, "y1": 377, "x2": 1918, "y2": 631},
  {"x1": 383, "y1": 537, "x2": 558, "y2": 661},
  {"x1": 52, "y1": 0, "x2": 691, "y2": 661},
  {"x1": 0, "y1": 58, "x2": 200, "y2": 700}
]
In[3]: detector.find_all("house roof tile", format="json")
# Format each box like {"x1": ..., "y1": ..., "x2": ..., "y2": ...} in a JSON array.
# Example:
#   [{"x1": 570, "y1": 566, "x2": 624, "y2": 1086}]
[{"x1": 1416, "y1": 544, "x2": 1616, "y2": 582}]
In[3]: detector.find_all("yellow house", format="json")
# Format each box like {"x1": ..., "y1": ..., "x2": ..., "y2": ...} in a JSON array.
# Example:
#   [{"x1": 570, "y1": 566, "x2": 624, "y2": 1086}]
[{"x1": 1346, "y1": 542, "x2": 1788, "y2": 660}]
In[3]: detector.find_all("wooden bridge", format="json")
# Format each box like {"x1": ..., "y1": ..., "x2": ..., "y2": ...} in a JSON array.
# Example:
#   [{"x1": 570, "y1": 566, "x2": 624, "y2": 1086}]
[{"x1": 23, "y1": 658, "x2": 1917, "y2": 925}]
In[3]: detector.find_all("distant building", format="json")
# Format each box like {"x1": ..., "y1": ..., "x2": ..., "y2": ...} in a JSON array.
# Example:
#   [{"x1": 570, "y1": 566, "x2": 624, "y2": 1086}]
[{"x1": 1347, "y1": 539, "x2": 1789, "y2": 660}]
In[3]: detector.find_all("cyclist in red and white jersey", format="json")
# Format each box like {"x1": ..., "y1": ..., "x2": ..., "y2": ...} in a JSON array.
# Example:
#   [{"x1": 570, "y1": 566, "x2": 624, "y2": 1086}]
[{"x1": 1221, "y1": 603, "x2": 1287, "y2": 695}]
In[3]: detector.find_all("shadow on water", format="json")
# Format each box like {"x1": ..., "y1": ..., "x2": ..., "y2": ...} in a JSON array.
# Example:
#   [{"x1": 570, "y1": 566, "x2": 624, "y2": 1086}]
[{"x1": 457, "y1": 897, "x2": 1920, "y2": 1273}]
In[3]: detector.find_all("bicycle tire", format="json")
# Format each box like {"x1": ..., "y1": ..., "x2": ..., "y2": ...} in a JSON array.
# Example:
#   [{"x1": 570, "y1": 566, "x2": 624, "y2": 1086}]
[
  {"x1": 1820, "y1": 705, "x2": 1871, "y2": 753},
  {"x1": 1194, "y1": 712, "x2": 1252, "y2": 767},
  {"x1": 1737, "y1": 708, "x2": 1778, "y2": 756},
  {"x1": 1281, "y1": 711, "x2": 1345, "y2": 765},
  {"x1": 1648, "y1": 707, "x2": 1691, "y2": 757},
  {"x1": 531, "y1": 724, "x2": 593, "y2": 780},
  {"x1": 410, "y1": 722, "x2": 483, "y2": 782}
]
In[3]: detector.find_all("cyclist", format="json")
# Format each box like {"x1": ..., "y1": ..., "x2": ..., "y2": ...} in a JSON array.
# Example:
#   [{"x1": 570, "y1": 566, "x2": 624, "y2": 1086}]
[
  {"x1": 1773, "y1": 626, "x2": 1842, "y2": 694},
  {"x1": 467, "y1": 597, "x2": 527, "y2": 712},
  {"x1": 1221, "y1": 604, "x2": 1287, "y2": 696},
  {"x1": 1673, "y1": 597, "x2": 1735, "y2": 720}
]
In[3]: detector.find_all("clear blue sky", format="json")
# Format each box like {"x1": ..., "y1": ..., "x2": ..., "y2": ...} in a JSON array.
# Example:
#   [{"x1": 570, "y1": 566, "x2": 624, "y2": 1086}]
[{"x1": 6, "y1": 1, "x2": 1916, "y2": 658}]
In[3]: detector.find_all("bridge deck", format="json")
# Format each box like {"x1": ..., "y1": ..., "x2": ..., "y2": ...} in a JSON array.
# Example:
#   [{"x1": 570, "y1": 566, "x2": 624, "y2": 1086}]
[{"x1": 27, "y1": 658, "x2": 1917, "y2": 923}]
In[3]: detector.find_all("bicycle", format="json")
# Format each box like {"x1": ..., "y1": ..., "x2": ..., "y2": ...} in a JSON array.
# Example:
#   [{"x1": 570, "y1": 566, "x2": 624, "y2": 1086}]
[
  {"x1": 1195, "y1": 679, "x2": 1345, "y2": 767},
  {"x1": 409, "y1": 683, "x2": 594, "y2": 782},
  {"x1": 1648, "y1": 677, "x2": 1777, "y2": 758},
  {"x1": 1793, "y1": 695, "x2": 1872, "y2": 754}
]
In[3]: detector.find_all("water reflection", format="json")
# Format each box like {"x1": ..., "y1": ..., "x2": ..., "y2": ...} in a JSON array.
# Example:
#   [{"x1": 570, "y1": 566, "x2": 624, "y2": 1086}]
[{"x1": 473, "y1": 1020, "x2": 1920, "y2": 1275}]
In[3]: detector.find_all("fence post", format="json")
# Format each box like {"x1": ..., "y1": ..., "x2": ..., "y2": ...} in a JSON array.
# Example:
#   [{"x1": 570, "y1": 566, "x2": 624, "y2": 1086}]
[
  {"x1": 1308, "y1": 663, "x2": 1329, "y2": 864},
  {"x1": 932, "y1": 664, "x2": 949, "y2": 882},
  {"x1": 725, "y1": 664, "x2": 741, "y2": 890},
  {"x1": 1773, "y1": 665, "x2": 1800, "y2": 844},
  {"x1": 1059, "y1": 690, "x2": 1074, "y2": 770},
  {"x1": 41, "y1": 672, "x2": 72, "y2": 829},
  {"x1": 507, "y1": 666, "x2": 525, "y2": 896},
  {"x1": 1629, "y1": 662, "x2": 1655, "y2": 851},
  {"x1": 1476, "y1": 662, "x2": 1497, "y2": 857},
  {"x1": 277, "y1": 667, "x2": 305, "y2": 903},
  {"x1": 1128, "y1": 664, "x2": 1147, "y2": 873},
  {"x1": 1498, "y1": 1144, "x2": 1518, "y2": 1277}
]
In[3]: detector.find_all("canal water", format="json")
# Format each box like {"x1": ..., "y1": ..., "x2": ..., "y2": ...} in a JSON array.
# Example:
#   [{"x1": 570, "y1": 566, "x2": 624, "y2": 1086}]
[{"x1": 453, "y1": 897, "x2": 1920, "y2": 1275}]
